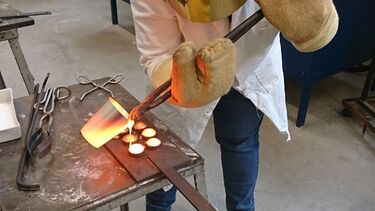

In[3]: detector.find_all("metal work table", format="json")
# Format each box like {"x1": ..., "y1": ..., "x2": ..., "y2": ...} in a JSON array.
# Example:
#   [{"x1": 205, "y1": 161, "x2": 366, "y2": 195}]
[
  {"x1": 0, "y1": 1, "x2": 35, "y2": 93},
  {"x1": 0, "y1": 78, "x2": 207, "y2": 210}
]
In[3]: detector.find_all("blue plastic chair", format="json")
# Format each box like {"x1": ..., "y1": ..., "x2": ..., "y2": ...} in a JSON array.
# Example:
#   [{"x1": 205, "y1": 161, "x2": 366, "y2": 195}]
[{"x1": 280, "y1": 0, "x2": 375, "y2": 127}]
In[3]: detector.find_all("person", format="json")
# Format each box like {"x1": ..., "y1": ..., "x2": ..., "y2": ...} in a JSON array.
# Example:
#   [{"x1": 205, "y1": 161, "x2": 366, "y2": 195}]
[{"x1": 130, "y1": 0, "x2": 338, "y2": 210}]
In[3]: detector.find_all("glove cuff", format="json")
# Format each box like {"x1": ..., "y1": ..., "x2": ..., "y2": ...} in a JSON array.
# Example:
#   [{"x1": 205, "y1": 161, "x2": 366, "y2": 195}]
[{"x1": 292, "y1": 3, "x2": 339, "y2": 52}]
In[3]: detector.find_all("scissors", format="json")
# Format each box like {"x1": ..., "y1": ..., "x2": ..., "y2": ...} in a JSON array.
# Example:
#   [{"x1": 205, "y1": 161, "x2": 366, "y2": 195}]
[
  {"x1": 129, "y1": 10, "x2": 264, "y2": 120},
  {"x1": 76, "y1": 74, "x2": 125, "y2": 101}
]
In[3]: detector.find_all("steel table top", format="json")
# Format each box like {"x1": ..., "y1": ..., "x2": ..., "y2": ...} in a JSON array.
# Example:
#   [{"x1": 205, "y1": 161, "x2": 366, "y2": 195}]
[
  {"x1": 0, "y1": 78, "x2": 204, "y2": 210},
  {"x1": 0, "y1": 1, "x2": 34, "y2": 32}
]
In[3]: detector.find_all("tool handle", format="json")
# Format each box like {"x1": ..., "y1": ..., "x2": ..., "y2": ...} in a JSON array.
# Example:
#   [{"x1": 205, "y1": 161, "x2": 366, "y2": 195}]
[{"x1": 225, "y1": 9, "x2": 264, "y2": 42}]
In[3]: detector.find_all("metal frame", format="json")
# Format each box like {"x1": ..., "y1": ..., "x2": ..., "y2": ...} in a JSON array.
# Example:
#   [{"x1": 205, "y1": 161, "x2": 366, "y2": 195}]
[
  {"x1": 110, "y1": 0, "x2": 130, "y2": 25},
  {"x1": 342, "y1": 59, "x2": 375, "y2": 136},
  {"x1": 0, "y1": 69, "x2": 5, "y2": 89},
  {"x1": 70, "y1": 158, "x2": 207, "y2": 210},
  {"x1": 0, "y1": 29, "x2": 35, "y2": 94}
]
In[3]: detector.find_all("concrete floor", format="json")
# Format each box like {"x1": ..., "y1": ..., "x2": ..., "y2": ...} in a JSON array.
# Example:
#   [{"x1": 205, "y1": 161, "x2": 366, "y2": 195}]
[{"x1": 1, "y1": 0, "x2": 375, "y2": 210}]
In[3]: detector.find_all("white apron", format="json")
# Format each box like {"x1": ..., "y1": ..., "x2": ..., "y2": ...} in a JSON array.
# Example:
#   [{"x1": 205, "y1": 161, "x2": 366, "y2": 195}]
[{"x1": 131, "y1": 0, "x2": 290, "y2": 147}]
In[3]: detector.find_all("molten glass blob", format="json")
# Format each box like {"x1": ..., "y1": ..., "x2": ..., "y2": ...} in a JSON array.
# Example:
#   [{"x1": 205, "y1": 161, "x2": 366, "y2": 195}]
[
  {"x1": 81, "y1": 98, "x2": 131, "y2": 148},
  {"x1": 128, "y1": 143, "x2": 145, "y2": 156},
  {"x1": 123, "y1": 134, "x2": 138, "y2": 144},
  {"x1": 141, "y1": 128, "x2": 156, "y2": 138},
  {"x1": 134, "y1": 121, "x2": 147, "y2": 131},
  {"x1": 146, "y1": 138, "x2": 161, "y2": 148}
]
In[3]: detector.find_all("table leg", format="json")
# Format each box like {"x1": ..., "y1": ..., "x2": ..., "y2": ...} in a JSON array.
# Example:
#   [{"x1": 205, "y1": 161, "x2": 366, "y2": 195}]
[
  {"x1": 0, "y1": 69, "x2": 6, "y2": 89},
  {"x1": 7, "y1": 29, "x2": 35, "y2": 94},
  {"x1": 193, "y1": 165, "x2": 208, "y2": 198},
  {"x1": 110, "y1": 0, "x2": 118, "y2": 24},
  {"x1": 120, "y1": 203, "x2": 129, "y2": 211}
]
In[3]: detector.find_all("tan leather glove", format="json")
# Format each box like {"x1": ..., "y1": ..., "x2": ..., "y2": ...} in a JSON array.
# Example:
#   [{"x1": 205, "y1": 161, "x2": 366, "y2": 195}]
[
  {"x1": 256, "y1": 0, "x2": 339, "y2": 52},
  {"x1": 150, "y1": 38, "x2": 236, "y2": 108}
]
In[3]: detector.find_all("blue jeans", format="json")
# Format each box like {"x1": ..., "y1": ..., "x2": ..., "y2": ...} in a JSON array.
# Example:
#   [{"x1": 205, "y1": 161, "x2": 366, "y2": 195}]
[{"x1": 146, "y1": 89, "x2": 263, "y2": 211}]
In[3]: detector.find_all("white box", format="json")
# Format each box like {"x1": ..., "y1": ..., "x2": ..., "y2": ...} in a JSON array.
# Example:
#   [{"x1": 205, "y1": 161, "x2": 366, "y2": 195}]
[{"x1": 0, "y1": 88, "x2": 21, "y2": 143}]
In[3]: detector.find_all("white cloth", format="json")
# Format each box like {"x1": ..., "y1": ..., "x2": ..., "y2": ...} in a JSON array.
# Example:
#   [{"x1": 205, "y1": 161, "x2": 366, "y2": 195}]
[{"x1": 131, "y1": 0, "x2": 290, "y2": 147}]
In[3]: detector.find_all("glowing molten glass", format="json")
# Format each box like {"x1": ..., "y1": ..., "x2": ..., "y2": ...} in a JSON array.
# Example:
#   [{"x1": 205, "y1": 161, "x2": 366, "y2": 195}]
[
  {"x1": 146, "y1": 138, "x2": 161, "y2": 148},
  {"x1": 123, "y1": 134, "x2": 138, "y2": 144},
  {"x1": 128, "y1": 143, "x2": 145, "y2": 155},
  {"x1": 134, "y1": 121, "x2": 147, "y2": 131},
  {"x1": 141, "y1": 128, "x2": 156, "y2": 138},
  {"x1": 81, "y1": 98, "x2": 131, "y2": 148}
]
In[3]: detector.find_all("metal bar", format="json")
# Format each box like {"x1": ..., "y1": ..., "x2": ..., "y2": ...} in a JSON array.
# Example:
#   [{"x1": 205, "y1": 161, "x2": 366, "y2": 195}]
[
  {"x1": 149, "y1": 155, "x2": 216, "y2": 211},
  {"x1": 16, "y1": 84, "x2": 40, "y2": 191},
  {"x1": 8, "y1": 29, "x2": 35, "y2": 94},
  {"x1": 119, "y1": 204, "x2": 129, "y2": 211},
  {"x1": 225, "y1": 9, "x2": 264, "y2": 42},
  {"x1": 0, "y1": 69, "x2": 6, "y2": 89},
  {"x1": 110, "y1": 0, "x2": 118, "y2": 25},
  {"x1": 193, "y1": 165, "x2": 208, "y2": 198},
  {"x1": 357, "y1": 99, "x2": 375, "y2": 117},
  {"x1": 342, "y1": 99, "x2": 375, "y2": 133},
  {"x1": 16, "y1": 73, "x2": 50, "y2": 191},
  {"x1": 130, "y1": 10, "x2": 264, "y2": 120},
  {"x1": 361, "y1": 60, "x2": 375, "y2": 99},
  {"x1": 0, "y1": 11, "x2": 51, "y2": 19}
]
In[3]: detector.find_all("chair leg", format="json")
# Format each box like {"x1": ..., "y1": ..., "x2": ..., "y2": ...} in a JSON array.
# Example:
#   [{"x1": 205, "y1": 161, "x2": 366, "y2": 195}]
[
  {"x1": 0, "y1": 70, "x2": 6, "y2": 89},
  {"x1": 120, "y1": 203, "x2": 129, "y2": 211},
  {"x1": 296, "y1": 85, "x2": 312, "y2": 127},
  {"x1": 110, "y1": 0, "x2": 118, "y2": 24},
  {"x1": 362, "y1": 60, "x2": 375, "y2": 96},
  {"x1": 8, "y1": 30, "x2": 35, "y2": 94}
]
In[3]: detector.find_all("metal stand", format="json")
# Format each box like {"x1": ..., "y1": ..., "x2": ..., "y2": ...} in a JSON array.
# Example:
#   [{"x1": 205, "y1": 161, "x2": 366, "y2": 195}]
[
  {"x1": 342, "y1": 60, "x2": 375, "y2": 135},
  {"x1": 0, "y1": 29, "x2": 35, "y2": 94},
  {"x1": 110, "y1": 0, "x2": 118, "y2": 25},
  {"x1": 0, "y1": 69, "x2": 6, "y2": 89}
]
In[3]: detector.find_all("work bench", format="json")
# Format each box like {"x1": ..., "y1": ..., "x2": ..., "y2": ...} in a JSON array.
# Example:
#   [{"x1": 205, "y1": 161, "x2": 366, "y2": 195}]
[
  {"x1": 0, "y1": 78, "x2": 208, "y2": 210},
  {"x1": 0, "y1": 1, "x2": 35, "y2": 94}
]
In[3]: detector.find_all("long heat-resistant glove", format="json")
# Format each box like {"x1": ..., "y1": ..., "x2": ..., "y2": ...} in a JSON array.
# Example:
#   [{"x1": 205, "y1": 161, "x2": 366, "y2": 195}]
[
  {"x1": 256, "y1": 0, "x2": 339, "y2": 52},
  {"x1": 150, "y1": 38, "x2": 236, "y2": 108}
]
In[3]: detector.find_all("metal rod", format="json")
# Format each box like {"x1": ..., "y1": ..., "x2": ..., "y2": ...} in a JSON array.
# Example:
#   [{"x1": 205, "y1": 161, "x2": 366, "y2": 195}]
[
  {"x1": 149, "y1": 155, "x2": 216, "y2": 211},
  {"x1": 225, "y1": 9, "x2": 264, "y2": 42},
  {"x1": 0, "y1": 11, "x2": 51, "y2": 19},
  {"x1": 0, "y1": 70, "x2": 6, "y2": 89},
  {"x1": 16, "y1": 73, "x2": 50, "y2": 191},
  {"x1": 130, "y1": 10, "x2": 264, "y2": 120}
]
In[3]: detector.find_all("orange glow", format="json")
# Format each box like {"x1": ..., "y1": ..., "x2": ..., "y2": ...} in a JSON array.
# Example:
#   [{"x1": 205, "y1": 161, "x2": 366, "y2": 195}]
[
  {"x1": 109, "y1": 97, "x2": 129, "y2": 118},
  {"x1": 134, "y1": 121, "x2": 147, "y2": 131},
  {"x1": 81, "y1": 98, "x2": 131, "y2": 148},
  {"x1": 127, "y1": 119, "x2": 135, "y2": 135},
  {"x1": 146, "y1": 138, "x2": 161, "y2": 148},
  {"x1": 128, "y1": 143, "x2": 144, "y2": 155},
  {"x1": 141, "y1": 128, "x2": 156, "y2": 138},
  {"x1": 123, "y1": 134, "x2": 138, "y2": 144}
]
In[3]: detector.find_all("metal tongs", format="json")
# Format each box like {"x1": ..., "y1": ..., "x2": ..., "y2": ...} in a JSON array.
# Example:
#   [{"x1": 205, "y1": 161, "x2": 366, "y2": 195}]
[
  {"x1": 17, "y1": 73, "x2": 50, "y2": 191},
  {"x1": 129, "y1": 10, "x2": 264, "y2": 120}
]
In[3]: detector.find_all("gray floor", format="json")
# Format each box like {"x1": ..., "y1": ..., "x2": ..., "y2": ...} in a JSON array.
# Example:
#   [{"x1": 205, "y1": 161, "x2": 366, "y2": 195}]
[{"x1": 1, "y1": 0, "x2": 375, "y2": 210}]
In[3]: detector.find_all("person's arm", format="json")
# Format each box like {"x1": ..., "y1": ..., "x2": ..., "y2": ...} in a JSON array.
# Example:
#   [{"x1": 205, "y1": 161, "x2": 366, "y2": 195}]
[
  {"x1": 130, "y1": 0, "x2": 180, "y2": 88},
  {"x1": 131, "y1": 0, "x2": 236, "y2": 108}
]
